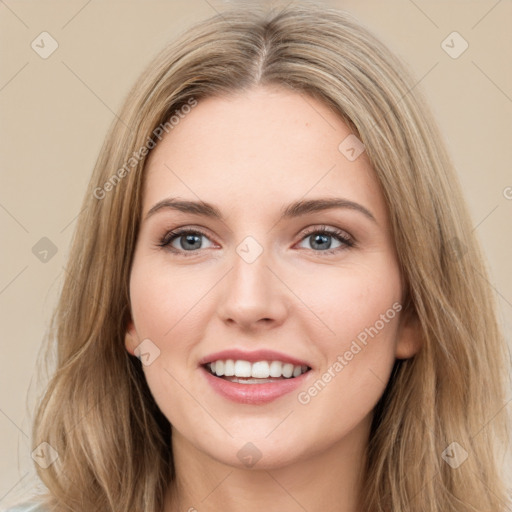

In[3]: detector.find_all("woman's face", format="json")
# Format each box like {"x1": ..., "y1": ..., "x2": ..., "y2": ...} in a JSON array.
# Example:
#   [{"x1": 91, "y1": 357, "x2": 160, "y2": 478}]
[{"x1": 125, "y1": 86, "x2": 420, "y2": 470}]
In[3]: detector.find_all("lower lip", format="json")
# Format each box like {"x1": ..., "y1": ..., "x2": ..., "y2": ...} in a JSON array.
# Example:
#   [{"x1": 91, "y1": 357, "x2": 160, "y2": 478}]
[{"x1": 200, "y1": 366, "x2": 310, "y2": 405}]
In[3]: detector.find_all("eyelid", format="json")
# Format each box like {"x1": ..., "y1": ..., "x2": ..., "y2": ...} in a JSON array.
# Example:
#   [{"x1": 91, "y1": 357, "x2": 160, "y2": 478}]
[
  {"x1": 159, "y1": 226, "x2": 218, "y2": 250},
  {"x1": 295, "y1": 225, "x2": 355, "y2": 253},
  {"x1": 299, "y1": 224, "x2": 353, "y2": 242}
]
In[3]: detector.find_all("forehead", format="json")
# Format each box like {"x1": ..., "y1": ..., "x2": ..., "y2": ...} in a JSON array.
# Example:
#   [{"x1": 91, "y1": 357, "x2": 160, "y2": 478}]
[{"x1": 142, "y1": 86, "x2": 387, "y2": 225}]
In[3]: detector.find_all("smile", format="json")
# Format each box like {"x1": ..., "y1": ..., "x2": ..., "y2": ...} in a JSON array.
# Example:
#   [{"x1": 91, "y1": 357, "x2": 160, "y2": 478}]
[
  {"x1": 199, "y1": 349, "x2": 312, "y2": 404},
  {"x1": 205, "y1": 359, "x2": 310, "y2": 382}
]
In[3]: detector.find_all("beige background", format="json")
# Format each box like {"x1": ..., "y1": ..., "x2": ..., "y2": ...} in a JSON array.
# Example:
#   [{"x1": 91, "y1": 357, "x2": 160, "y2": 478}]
[{"x1": 1, "y1": 0, "x2": 511, "y2": 507}]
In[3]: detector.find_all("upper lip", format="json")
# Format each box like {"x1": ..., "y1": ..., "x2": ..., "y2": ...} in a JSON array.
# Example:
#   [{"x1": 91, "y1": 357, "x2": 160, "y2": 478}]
[{"x1": 199, "y1": 349, "x2": 312, "y2": 368}]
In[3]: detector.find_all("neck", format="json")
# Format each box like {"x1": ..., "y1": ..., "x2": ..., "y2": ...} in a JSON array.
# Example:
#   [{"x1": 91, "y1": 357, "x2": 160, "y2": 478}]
[{"x1": 164, "y1": 418, "x2": 370, "y2": 512}]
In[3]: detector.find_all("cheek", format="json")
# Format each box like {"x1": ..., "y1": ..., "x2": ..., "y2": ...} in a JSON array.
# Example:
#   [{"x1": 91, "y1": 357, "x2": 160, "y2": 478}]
[
  {"x1": 301, "y1": 260, "x2": 402, "y2": 350},
  {"x1": 129, "y1": 259, "x2": 209, "y2": 340},
  {"x1": 295, "y1": 264, "x2": 401, "y2": 415},
  {"x1": 129, "y1": 260, "x2": 200, "y2": 420},
  {"x1": 128, "y1": 258, "x2": 215, "y2": 415}
]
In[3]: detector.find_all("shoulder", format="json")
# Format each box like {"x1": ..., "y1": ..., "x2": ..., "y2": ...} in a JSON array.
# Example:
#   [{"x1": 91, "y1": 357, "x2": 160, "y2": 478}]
[{"x1": 4, "y1": 503, "x2": 47, "y2": 512}]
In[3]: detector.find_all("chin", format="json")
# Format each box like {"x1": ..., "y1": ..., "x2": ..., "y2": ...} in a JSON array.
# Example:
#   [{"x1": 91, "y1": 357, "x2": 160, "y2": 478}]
[{"x1": 197, "y1": 433, "x2": 308, "y2": 471}]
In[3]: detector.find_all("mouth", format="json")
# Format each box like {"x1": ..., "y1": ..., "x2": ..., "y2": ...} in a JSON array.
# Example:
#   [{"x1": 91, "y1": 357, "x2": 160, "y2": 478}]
[
  {"x1": 199, "y1": 349, "x2": 313, "y2": 404},
  {"x1": 203, "y1": 359, "x2": 311, "y2": 384}
]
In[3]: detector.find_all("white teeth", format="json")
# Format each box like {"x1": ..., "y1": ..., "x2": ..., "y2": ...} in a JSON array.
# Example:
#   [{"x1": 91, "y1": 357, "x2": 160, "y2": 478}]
[
  {"x1": 251, "y1": 361, "x2": 270, "y2": 378},
  {"x1": 207, "y1": 359, "x2": 309, "y2": 379},
  {"x1": 282, "y1": 363, "x2": 294, "y2": 378},
  {"x1": 269, "y1": 361, "x2": 283, "y2": 378},
  {"x1": 215, "y1": 360, "x2": 224, "y2": 376},
  {"x1": 234, "y1": 360, "x2": 252, "y2": 377},
  {"x1": 224, "y1": 359, "x2": 235, "y2": 376}
]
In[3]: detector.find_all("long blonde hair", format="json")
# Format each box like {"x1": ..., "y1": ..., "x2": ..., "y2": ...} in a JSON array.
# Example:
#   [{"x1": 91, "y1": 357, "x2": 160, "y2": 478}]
[{"x1": 31, "y1": 3, "x2": 510, "y2": 511}]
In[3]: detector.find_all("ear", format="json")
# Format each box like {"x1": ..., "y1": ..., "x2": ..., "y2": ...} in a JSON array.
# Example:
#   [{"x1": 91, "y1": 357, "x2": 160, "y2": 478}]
[
  {"x1": 395, "y1": 305, "x2": 423, "y2": 360},
  {"x1": 124, "y1": 319, "x2": 139, "y2": 356}
]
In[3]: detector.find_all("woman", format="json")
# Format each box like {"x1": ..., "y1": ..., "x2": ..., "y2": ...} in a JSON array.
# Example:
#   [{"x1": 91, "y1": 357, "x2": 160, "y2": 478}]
[{"x1": 9, "y1": 2, "x2": 510, "y2": 511}]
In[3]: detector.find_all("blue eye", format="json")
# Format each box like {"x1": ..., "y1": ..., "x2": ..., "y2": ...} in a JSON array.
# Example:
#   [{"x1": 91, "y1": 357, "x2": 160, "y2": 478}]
[
  {"x1": 159, "y1": 228, "x2": 214, "y2": 254},
  {"x1": 297, "y1": 226, "x2": 354, "y2": 254},
  {"x1": 158, "y1": 225, "x2": 354, "y2": 257}
]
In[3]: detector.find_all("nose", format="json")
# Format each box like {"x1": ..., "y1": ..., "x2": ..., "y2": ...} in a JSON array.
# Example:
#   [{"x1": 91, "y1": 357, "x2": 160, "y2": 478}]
[{"x1": 216, "y1": 243, "x2": 290, "y2": 331}]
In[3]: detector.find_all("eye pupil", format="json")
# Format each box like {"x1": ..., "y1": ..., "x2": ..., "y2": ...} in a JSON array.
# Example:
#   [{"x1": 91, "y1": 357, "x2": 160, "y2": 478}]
[
  {"x1": 181, "y1": 234, "x2": 201, "y2": 250},
  {"x1": 311, "y1": 233, "x2": 331, "y2": 250}
]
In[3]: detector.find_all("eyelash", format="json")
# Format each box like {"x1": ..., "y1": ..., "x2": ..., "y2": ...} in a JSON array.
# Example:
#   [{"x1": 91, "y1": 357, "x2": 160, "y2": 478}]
[{"x1": 157, "y1": 225, "x2": 355, "y2": 257}]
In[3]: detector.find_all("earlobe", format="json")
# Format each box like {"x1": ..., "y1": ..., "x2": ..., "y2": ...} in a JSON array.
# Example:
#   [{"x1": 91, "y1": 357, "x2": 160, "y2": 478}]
[
  {"x1": 395, "y1": 308, "x2": 423, "y2": 360},
  {"x1": 124, "y1": 320, "x2": 138, "y2": 356}
]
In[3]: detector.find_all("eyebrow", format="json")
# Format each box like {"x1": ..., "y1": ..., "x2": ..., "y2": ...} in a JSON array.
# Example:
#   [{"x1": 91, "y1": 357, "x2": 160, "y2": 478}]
[{"x1": 145, "y1": 197, "x2": 377, "y2": 224}]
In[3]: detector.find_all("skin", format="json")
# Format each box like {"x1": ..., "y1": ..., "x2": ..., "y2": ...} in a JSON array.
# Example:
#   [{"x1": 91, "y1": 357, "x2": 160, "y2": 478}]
[{"x1": 124, "y1": 85, "x2": 421, "y2": 512}]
